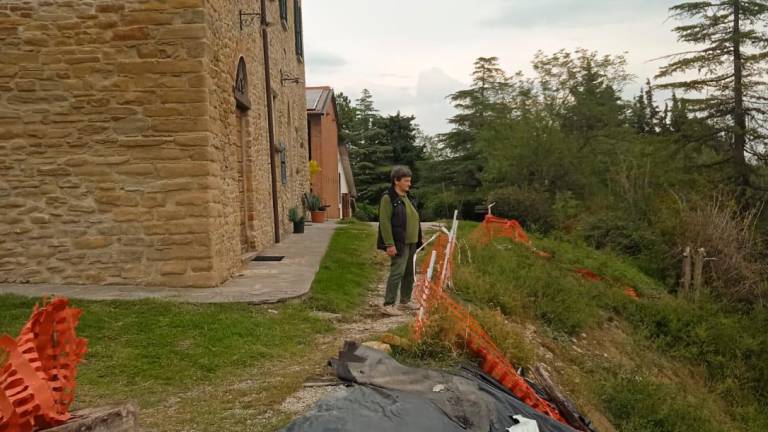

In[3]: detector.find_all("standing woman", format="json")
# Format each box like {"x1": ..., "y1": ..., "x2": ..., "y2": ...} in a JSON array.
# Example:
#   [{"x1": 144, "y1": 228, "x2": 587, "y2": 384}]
[{"x1": 377, "y1": 165, "x2": 423, "y2": 316}]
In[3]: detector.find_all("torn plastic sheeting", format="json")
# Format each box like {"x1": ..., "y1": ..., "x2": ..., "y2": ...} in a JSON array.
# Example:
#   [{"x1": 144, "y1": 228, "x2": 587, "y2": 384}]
[{"x1": 281, "y1": 342, "x2": 575, "y2": 432}]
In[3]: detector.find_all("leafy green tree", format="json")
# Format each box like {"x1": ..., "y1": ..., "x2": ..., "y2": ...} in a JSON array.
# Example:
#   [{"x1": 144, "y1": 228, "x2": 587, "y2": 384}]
[{"x1": 657, "y1": 0, "x2": 768, "y2": 188}]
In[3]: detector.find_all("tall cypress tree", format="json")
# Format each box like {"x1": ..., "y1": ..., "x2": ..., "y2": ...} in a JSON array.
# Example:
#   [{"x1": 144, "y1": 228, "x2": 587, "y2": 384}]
[
  {"x1": 437, "y1": 57, "x2": 510, "y2": 215},
  {"x1": 657, "y1": 0, "x2": 768, "y2": 188},
  {"x1": 348, "y1": 89, "x2": 391, "y2": 204}
]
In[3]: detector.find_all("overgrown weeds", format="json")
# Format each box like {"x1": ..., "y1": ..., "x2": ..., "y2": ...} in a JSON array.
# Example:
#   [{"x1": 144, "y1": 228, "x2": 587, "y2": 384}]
[{"x1": 672, "y1": 192, "x2": 767, "y2": 303}]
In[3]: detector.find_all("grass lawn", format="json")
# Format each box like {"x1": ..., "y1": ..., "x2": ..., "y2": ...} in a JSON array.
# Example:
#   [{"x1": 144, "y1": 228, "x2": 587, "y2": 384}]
[
  {"x1": 0, "y1": 221, "x2": 381, "y2": 430},
  {"x1": 306, "y1": 221, "x2": 382, "y2": 315}
]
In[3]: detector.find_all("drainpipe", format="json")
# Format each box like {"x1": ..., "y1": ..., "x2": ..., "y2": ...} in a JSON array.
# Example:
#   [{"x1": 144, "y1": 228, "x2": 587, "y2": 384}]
[{"x1": 261, "y1": 0, "x2": 281, "y2": 243}]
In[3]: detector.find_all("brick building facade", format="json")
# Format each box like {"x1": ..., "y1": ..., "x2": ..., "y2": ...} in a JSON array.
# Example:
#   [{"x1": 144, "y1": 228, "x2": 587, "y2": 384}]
[
  {"x1": 306, "y1": 86, "x2": 355, "y2": 219},
  {"x1": 0, "y1": 0, "x2": 309, "y2": 287}
]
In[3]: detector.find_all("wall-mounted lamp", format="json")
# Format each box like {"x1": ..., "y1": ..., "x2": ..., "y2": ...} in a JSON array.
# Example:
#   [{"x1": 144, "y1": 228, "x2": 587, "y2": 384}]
[
  {"x1": 280, "y1": 71, "x2": 304, "y2": 86},
  {"x1": 239, "y1": 10, "x2": 261, "y2": 31}
]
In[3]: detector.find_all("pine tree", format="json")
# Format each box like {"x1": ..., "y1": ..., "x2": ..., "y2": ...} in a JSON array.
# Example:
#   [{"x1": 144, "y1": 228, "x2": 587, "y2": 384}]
[
  {"x1": 335, "y1": 92, "x2": 356, "y2": 145},
  {"x1": 436, "y1": 57, "x2": 511, "y2": 216},
  {"x1": 644, "y1": 79, "x2": 660, "y2": 133},
  {"x1": 657, "y1": 0, "x2": 768, "y2": 188},
  {"x1": 631, "y1": 87, "x2": 649, "y2": 133},
  {"x1": 347, "y1": 89, "x2": 391, "y2": 204}
]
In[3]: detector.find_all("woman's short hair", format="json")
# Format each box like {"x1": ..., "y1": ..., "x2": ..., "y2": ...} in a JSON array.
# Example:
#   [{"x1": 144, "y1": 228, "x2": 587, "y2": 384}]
[{"x1": 390, "y1": 165, "x2": 412, "y2": 183}]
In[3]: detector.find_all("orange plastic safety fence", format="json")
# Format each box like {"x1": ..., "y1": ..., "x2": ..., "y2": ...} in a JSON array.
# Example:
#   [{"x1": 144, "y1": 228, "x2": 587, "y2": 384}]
[
  {"x1": 0, "y1": 298, "x2": 87, "y2": 432},
  {"x1": 411, "y1": 232, "x2": 575, "y2": 429},
  {"x1": 470, "y1": 215, "x2": 532, "y2": 246}
]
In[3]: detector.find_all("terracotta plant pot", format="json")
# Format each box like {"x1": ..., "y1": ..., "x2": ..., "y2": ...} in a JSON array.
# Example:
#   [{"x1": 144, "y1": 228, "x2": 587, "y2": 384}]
[{"x1": 310, "y1": 211, "x2": 326, "y2": 223}]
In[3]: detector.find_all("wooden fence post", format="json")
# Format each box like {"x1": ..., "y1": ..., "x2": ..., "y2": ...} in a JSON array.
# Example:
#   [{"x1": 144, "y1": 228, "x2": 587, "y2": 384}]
[
  {"x1": 693, "y1": 248, "x2": 706, "y2": 301},
  {"x1": 681, "y1": 246, "x2": 692, "y2": 298}
]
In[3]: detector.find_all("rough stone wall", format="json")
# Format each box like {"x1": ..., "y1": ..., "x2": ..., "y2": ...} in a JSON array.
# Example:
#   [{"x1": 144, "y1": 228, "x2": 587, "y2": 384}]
[
  {"x1": 0, "y1": 0, "x2": 308, "y2": 288},
  {"x1": 205, "y1": 0, "x2": 309, "y2": 283},
  {"x1": 267, "y1": 0, "x2": 310, "y2": 232},
  {"x1": 0, "y1": 0, "x2": 220, "y2": 287}
]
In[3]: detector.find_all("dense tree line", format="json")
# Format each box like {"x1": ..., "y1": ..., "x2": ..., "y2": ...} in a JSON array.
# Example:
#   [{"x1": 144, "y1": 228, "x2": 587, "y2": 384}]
[{"x1": 342, "y1": 0, "x2": 768, "y2": 303}]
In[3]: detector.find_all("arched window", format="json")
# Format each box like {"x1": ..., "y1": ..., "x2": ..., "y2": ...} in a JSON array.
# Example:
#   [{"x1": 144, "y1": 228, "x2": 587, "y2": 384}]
[{"x1": 234, "y1": 57, "x2": 251, "y2": 110}]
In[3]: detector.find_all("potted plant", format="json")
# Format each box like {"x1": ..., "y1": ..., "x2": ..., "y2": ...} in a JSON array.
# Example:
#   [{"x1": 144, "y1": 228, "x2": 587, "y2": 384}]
[
  {"x1": 307, "y1": 193, "x2": 327, "y2": 223},
  {"x1": 289, "y1": 207, "x2": 305, "y2": 233}
]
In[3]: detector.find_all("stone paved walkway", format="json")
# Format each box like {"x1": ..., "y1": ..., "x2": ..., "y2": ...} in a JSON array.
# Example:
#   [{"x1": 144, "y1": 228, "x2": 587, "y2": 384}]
[{"x1": 0, "y1": 222, "x2": 339, "y2": 304}]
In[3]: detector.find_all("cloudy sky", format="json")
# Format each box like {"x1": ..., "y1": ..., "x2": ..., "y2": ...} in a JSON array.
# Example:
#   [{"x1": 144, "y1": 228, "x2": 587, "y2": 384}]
[{"x1": 303, "y1": 0, "x2": 686, "y2": 135}]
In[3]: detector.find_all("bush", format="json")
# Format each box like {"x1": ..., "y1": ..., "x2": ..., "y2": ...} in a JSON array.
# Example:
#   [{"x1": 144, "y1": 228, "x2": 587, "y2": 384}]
[
  {"x1": 353, "y1": 202, "x2": 378, "y2": 222},
  {"x1": 421, "y1": 190, "x2": 483, "y2": 222},
  {"x1": 487, "y1": 186, "x2": 555, "y2": 232}
]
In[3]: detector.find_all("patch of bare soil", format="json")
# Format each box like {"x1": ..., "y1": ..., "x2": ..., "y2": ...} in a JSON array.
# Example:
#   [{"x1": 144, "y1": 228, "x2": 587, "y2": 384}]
[{"x1": 273, "y1": 280, "x2": 415, "y2": 423}]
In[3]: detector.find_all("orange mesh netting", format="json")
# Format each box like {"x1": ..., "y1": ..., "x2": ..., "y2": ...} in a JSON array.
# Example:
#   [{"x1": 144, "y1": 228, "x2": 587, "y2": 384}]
[
  {"x1": 411, "y1": 228, "x2": 574, "y2": 429},
  {"x1": 0, "y1": 298, "x2": 87, "y2": 432}
]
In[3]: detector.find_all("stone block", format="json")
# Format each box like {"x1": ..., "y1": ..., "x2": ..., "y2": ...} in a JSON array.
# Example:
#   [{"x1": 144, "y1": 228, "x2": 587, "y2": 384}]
[
  {"x1": 113, "y1": 208, "x2": 152, "y2": 222},
  {"x1": 29, "y1": 214, "x2": 51, "y2": 224},
  {"x1": 143, "y1": 220, "x2": 209, "y2": 235},
  {"x1": 159, "y1": 261, "x2": 187, "y2": 275},
  {"x1": 146, "y1": 246, "x2": 209, "y2": 261},
  {"x1": 155, "y1": 90, "x2": 207, "y2": 104},
  {"x1": 116, "y1": 59, "x2": 203, "y2": 75},
  {"x1": 156, "y1": 162, "x2": 211, "y2": 178},
  {"x1": 150, "y1": 118, "x2": 208, "y2": 133},
  {"x1": 119, "y1": 235, "x2": 152, "y2": 247},
  {"x1": 172, "y1": 192, "x2": 209, "y2": 206},
  {"x1": 174, "y1": 134, "x2": 209, "y2": 147},
  {"x1": 118, "y1": 137, "x2": 169, "y2": 147},
  {"x1": 143, "y1": 104, "x2": 206, "y2": 117},
  {"x1": 111, "y1": 26, "x2": 150, "y2": 41},
  {"x1": 67, "y1": 202, "x2": 96, "y2": 213},
  {"x1": 121, "y1": 12, "x2": 175, "y2": 26},
  {"x1": 95, "y1": 4, "x2": 127, "y2": 13},
  {"x1": 156, "y1": 24, "x2": 206, "y2": 40},
  {"x1": 71, "y1": 236, "x2": 113, "y2": 250},
  {"x1": 95, "y1": 192, "x2": 140, "y2": 207},
  {"x1": 116, "y1": 164, "x2": 156, "y2": 176},
  {"x1": 112, "y1": 116, "x2": 150, "y2": 135},
  {"x1": 63, "y1": 55, "x2": 101, "y2": 65},
  {"x1": 38, "y1": 165, "x2": 71, "y2": 176},
  {"x1": 144, "y1": 180, "x2": 195, "y2": 193},
  {"x1": 130, "y1": 148, "x2": 188, "y2": 162},
  {"x1": 1, "y1": 197, "x2": 26, "y2": 208},
  {"x1": 140, "y1": 194, "x2": 166, "y2": 208},
  {"x1": 0, "y1": 51, "x2": 39, "y2": 64}
]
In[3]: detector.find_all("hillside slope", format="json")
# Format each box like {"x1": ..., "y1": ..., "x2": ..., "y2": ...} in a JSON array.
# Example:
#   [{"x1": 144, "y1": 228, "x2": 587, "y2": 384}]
[{"x1": 394, "y1": 223, "x2": 768, "y2": 432}]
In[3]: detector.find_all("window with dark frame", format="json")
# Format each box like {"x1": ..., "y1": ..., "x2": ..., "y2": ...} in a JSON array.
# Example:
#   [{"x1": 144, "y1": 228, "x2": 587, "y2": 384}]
[
  {"x1": 293, "y1": 0, "x2": 304, "y2": 58},
  {"x1": 279, "y1": 0, "x2": 288, "y2": 25},
  {"x1": 279, "y1": 143, "x2": 288, "y2": 185}
]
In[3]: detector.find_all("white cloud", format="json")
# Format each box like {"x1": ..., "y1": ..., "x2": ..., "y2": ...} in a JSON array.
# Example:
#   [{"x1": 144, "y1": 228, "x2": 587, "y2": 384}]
[{"x1": 303, "y1": 0, "x2": 689, "y2": 135}]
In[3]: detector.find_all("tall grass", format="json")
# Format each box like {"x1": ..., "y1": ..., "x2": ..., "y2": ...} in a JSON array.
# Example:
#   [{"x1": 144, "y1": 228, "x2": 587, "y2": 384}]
[{"x1": 450, "y1": 230, "x2": 768, "y2": 430}]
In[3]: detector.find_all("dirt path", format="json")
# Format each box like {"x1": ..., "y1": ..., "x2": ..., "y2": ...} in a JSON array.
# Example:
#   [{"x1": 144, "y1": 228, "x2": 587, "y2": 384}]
[
  {"x1": 138, "y1": 276, "x2": 414, "y2": 432},
  {"x1": 278, "y1": 279, "x2": 415, "y2": 421}
]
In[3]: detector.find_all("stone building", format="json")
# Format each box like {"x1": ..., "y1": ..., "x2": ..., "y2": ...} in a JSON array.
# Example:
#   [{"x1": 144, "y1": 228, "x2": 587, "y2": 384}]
[
  {"x1": 0, "y1": 0, "x2": 310, "y2": 287},
  {"x1": 306, "y1": 86, "x2": 356, "y2": 219}
]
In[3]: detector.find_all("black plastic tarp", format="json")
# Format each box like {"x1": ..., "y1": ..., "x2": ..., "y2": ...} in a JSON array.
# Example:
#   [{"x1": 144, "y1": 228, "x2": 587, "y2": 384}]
[{"x1": 281, "y1": 342, "x2": 576, "y2": 432}]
